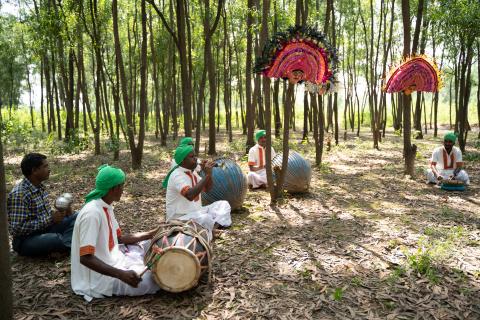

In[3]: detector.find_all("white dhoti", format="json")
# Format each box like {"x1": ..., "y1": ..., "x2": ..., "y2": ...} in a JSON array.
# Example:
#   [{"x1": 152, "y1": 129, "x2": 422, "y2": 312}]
[
  {"x1": 111, "y1": 240, "x2": 160, "y2": 296},
  {"x1": 247, "y1": 169, "x2": 267, "y2": 188},
  {"x1": 426, "y1": 168, "x2": 470, "y2": 185},
  {"x1": 169, "y1": 200, "x2": 231, "y2": 240}
]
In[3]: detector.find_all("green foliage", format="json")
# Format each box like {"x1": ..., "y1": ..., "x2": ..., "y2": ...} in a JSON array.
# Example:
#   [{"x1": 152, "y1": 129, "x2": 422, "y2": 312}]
[
  {"x1": 0, "y1": 14, "x2": 26, "y2": 108},
  {"x1": 402, "y1": 226, "x2": 466, "y2": 283},
  {"x1": 386, "y1": 266, "x2": 406, "y2": 284},
  {"x1": 463, "y1": 152, "x2": 480, "y2": 163},
  {"x1": 331, "y1": 287, "x2": 344, "y2": 302},
  {"x1": 0, "y1": 111, "x2": 45, "y2": 150},
  {"x1": 45, "y1": 130, "x2": 90, "y2": 155}
]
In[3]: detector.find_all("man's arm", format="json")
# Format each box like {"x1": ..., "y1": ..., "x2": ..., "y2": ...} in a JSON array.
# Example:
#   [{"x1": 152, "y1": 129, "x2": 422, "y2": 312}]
[
  {"x1": 184, "y1": 174, "x2": 212, "y2": 201},
  {"x1": 80, "y1": 254, "x2": 141, "y2": 287},
  {"x1": 118, "y1": 228, "x2": 158, "y2": 245},
  {"x1": 7, "y1": 192, "x2": 53, "y2": 235},
  {"x1": 430, "y1": 162, "x2": 442, "y2": 180}
]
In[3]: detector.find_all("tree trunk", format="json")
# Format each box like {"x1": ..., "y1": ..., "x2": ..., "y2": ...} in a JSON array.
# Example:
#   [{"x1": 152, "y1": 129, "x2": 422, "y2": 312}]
[
  {"x1": 477, "y1": 41, "x2": 480, "y2": 139},
  {"x1": 273, "y1": 83, "x2": 294, "y2": 201},
  {"x1": 245, "y1": 0, "x2": 255, "y2": 152},
  {"x1": 0, "y1": 133, "x2": 13, "y2": 320},
  {"x1": 401, "y1": 0, "x2": 416, "y2": 176},
  {"x1": 204, "y1": 0, "x2": 224, "y2": 155},
  {"x1": 260, "y1": 0, "x2": 274, "y2": 202},
  {"x1": 113, "y1": 0, "x2": 140, "y2": 168},
  {"x1": 175, "y1": 0, "x2": 192, "y2": 136}
]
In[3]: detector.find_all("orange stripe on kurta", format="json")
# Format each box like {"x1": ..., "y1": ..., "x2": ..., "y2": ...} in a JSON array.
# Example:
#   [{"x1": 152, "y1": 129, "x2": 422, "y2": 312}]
[
  {"x1": 258, "y1": 147, "x2": 264, "y2": 168},
  {"x1": 79, "y1": 245, "x2": 95, "y2": 256},
  {"x1": 103, "y1": 207, "x2": 115, "y2": 251},
  {"x1": 180, "y1": 186, "x2": 190, "y2": 196},
  {"x1": 442, "y1": 149, "x2": 455, "y2": 169},
  {"x1": 116, "y1": 228, "x2": 122, "y2": 238},
  {"x1": 184, "y1": 172, "x2": 200, "y2": 202},
  {"x1": 248, "y1": 161, "x2": 256, "y2": 166}
]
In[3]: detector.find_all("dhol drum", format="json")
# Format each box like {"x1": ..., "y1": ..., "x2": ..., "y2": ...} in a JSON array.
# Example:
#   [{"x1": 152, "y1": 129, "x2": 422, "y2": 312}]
[
  {"x1": 272, "y1": 151, "x2": 312, "y2": 193},
  {"x1": 200, "y1": 158, "x2": 247, "y2": 210},
  {"x1": 144, "y1": 220, "x2": 212, "y2": 293}
]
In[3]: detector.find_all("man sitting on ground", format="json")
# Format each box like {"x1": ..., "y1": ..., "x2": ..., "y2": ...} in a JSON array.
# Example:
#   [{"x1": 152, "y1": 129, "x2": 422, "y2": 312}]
[
  {"x1": 247, "y1": 130, "x2": 276, "y2": 189},
  {"x1": 71, "y1": 165, "x2": 159, "y2": 301},
  {"x1": 426, "y1": 132, "x2": 470, "y2": 185},
  {"x1": 7, "y1": 153, "x2": 77, "y2": 256},
  {"x1": 163, "y1": 144, "x2": 231, "y2": 240}
]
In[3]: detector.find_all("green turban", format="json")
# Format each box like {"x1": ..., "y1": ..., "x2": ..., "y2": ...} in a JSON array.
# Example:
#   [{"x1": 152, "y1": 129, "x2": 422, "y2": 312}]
[
  {"x1": 444, "y1": 132, "x2": 457, "y2": 143},
  {"x1": 179, "y1": 137, "x2": 194, "y2": 147},
  {"x1": 255, "y1": 130, "x2": 266, "y2": 141},
  {"x1": 162, "y1": 145, "x2": 194, "y2": 188},
  {"x1": 85, "y1": 164, "x2": 126, "y2": 203}
]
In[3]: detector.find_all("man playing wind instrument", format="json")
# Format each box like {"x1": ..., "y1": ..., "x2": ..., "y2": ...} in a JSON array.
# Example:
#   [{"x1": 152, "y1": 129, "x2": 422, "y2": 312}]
[{"x1": 163, "y1": 144, "x2": 232, "y2": 240}]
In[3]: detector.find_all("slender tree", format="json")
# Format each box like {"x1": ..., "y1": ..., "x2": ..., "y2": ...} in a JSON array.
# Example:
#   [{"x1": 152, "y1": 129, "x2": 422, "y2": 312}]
[{"x1": 0, "y1": 127, "x2": 13, "y2": 320}]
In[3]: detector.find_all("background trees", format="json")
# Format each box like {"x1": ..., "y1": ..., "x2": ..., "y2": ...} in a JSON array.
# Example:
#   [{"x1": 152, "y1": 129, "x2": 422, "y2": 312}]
[{"x1": 0, "y1": 0, "x2": 477, "y2": 171}]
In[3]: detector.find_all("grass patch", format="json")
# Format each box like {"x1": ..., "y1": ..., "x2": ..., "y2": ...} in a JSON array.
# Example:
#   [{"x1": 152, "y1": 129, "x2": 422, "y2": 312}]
[
  {"x1": 248, "y1": 212, "x2": 267, "y2": 222},
  {"x1": 350, "y1": 276, "x2": 363, "y2": 286},
  {"x1": 402, "y1": 226, "x2": 466, "y2": 283},
  {"x1": 331, "y1": 287, "x2": 345, "y2": 302},
  {"x1": 463, "y1": 152, "x2": 480, "y2": 162},
  {"x1": 386, "y1": 266, "x2": 406, "y2": 284}
]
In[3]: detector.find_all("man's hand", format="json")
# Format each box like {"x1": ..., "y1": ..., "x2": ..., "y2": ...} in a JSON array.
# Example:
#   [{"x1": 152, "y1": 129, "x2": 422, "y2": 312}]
[
  {"x1": 203, "y1": 161, "x2": 215, "y2": 176},
  {"x1": 52, "y1": 210, "x2": 66, "y2": 224},
  {"x1": 118, "y1": 270, "x2": 142, "y2": 288}
]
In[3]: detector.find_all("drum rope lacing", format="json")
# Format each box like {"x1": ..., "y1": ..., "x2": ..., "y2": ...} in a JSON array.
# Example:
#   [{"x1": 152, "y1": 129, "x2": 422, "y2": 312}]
[{"x1": 144, "y1": 220, "x2": 213, "y2": 283}]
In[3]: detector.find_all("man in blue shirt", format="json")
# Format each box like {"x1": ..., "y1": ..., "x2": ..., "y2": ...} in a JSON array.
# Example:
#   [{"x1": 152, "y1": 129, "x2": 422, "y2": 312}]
[{"x1": 7, "y1": 153, "x2": 77, "y2": 256}]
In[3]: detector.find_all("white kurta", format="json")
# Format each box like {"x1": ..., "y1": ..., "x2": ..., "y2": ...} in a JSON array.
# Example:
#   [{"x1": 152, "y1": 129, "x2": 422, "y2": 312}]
[
  {"x1": 426, "y1": 146, "x2": 470, "y2": 184},
  {"x1": 71, "y1": 199, "x2": 158, "y2": 301},
  {"x1": 247, "y1": 144, "x2": 276, "y2": 188},
  {"x1": 165, "y1": 167, "x2": 231, "y2": 239}
]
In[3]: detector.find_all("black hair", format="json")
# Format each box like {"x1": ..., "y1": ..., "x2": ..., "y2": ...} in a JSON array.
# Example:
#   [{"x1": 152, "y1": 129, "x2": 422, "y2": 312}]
[{"x1": 21, "y1": 153, "x2": 47, "y2": 177}]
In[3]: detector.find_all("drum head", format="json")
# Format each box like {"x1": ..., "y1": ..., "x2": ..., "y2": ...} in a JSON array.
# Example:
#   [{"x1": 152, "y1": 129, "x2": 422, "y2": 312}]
[{"x1": 153, "y1": 247, "x2": 201, "y2": 292}]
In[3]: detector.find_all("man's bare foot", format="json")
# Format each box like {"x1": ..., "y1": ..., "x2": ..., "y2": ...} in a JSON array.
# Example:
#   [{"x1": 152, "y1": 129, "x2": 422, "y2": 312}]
[{"x1": 213, "y1": 229, "x2": 225, "y2": 240}]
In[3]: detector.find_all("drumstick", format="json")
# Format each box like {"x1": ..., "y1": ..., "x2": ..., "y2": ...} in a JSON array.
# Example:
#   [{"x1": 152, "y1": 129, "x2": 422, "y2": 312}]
[
  {"x1": 139, "y1": 254, "x2": 161, "y2": 278},
  {"x1": 138, "y1": 266, "x2": 149, "y2": 278}
]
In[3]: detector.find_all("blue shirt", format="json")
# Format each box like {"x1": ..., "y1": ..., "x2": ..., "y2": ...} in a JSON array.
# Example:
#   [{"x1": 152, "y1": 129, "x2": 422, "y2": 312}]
[{"x1": 7, "y1": 178, "x2": 53, "y2": 237}]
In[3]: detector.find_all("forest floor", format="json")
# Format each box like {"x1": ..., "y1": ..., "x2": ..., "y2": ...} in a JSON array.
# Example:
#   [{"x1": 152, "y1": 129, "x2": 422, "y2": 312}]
[{"x1": 5, "y1": 128, "x2": 480, "y2": 320}]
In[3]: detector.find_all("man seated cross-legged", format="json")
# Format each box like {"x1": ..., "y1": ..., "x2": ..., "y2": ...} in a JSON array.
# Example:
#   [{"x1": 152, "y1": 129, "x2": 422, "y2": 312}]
[
  {"x1": 247, "y1": 130, "x2": 276, "y2": 189},
  {"x1": 8, "y1": 153, "x2": 77, "y2": 257},
  {"x1": 426, "y1": 132, "x2": 470, "y2": 185},
  {"x1": 163, "y1": 144, "x2": 232, "y2": 240},
  {"x1": 71, "y1": 165, "x2": 160, "y2": 301}
]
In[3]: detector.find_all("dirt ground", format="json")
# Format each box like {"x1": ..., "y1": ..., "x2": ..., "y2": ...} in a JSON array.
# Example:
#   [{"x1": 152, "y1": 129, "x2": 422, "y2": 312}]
[{"x1": 5, "y1": 129, "x2": 480, "y2": 320}]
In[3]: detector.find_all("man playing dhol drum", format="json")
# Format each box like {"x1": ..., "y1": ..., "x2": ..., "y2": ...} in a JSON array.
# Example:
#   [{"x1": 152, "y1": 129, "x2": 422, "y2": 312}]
[
  {"x1": 163, "y1": 144, "x2": 232, "y2": 240},
  {"x1": 70, "y1": 165, "x2": 160, "y2": 301},
  {"x1": 247, "y1": 130, "x2": 276, "y2": 189}
]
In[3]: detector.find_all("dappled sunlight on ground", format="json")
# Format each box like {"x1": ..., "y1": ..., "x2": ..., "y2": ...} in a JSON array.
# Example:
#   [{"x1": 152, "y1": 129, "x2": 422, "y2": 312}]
[{"x1": 5, "y1": 129, "x2": 480, "y2": 319}]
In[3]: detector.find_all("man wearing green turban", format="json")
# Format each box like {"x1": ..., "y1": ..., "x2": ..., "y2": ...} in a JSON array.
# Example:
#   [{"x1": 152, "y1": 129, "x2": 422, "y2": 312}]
[
  {"x1": 426, "y1": 132, "x2": 470, "y2": 185},
  {"x1": 247, "y1": 129, "x2": 276, "y2": 189},
  {"x1": 164, "y1": 145, "x2": 231, "y2": 240},
  {"x1": 170, "y1": 137, "x2": 201, "y2": 172},
  {"x1": 71, "y1": 164, "x2": 160, "y2": 300}
]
